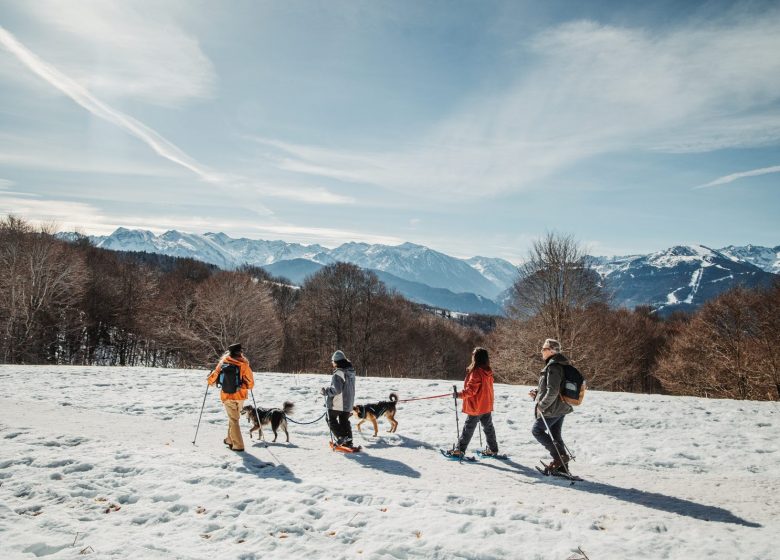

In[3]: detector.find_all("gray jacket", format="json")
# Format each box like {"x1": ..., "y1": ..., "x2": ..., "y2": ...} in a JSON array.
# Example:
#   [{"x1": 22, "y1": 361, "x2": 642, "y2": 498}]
[
  {"x1": 324, "y1": 366, "x2": 356, "y2": 412},
  {"x1": 535, "y1": 354, "x2": 573, "y2": 419}
]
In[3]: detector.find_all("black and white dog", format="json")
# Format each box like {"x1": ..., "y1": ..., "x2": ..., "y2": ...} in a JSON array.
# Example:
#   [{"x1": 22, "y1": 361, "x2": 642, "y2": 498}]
[{"x1": 241, "y1": 401, "x2": 294, "y2": 442}]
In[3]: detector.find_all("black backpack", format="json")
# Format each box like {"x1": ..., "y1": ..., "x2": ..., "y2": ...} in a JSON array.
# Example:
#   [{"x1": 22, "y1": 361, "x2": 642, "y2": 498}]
[
  {"x1": 560, "y1": 364, "x2": 587, "y2": 406},
  {"x1": 217, "y1": 362, "x2": 242, "y2": 394}
]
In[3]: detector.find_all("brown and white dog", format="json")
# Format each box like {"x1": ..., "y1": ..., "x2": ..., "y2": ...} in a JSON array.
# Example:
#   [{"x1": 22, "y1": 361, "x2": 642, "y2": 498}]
[
  {"x1": 353, "y1": 393, "x2": 399, "y2": 436},
  {"x1": 241, "y1": 401, "x2": 294, "y2": 442}
]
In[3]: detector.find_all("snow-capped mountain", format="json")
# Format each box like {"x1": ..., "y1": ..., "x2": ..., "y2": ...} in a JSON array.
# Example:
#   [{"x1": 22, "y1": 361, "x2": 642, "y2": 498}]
[
  {"x1": 89, "y1": 228, "x2": 329, "y2": 271},
  {"x1": 718, "y1": 244, "x2": 780, "y2": 274},
  {"x1": 64, "y1": 229, "x2": 778, "y2": 316},
  {"x1": 597, "y1": 245, "x2": 777, "y2": 314},
  {"x1": 324, "y1": 242, "x2": 504, "y2": 299},
  {"x1": 464, "y1": 256, "x2": 519, "y2": 292},
  {"x1": 81, "y1": 229, "x2": 515, "y2": 300}
]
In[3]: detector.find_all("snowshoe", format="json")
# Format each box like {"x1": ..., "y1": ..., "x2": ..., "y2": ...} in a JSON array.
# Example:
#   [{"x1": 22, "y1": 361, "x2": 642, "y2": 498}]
[
  {"x1": 475, "y1": 449, "x2": 509, "y2": 460},
  {"x1": 535, "y1": 460, "x2": 583, "y2": 482},
  {"x1": 440, "y1": 449, "x2": 476, "y2": 462},
  {"x1": 330, "y1": 441, "x2": 361, "y2": 453}
]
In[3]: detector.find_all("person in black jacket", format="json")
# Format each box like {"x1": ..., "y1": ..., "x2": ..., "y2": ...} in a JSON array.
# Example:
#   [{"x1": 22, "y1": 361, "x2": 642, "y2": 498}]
[{"x1": 529, "y1": 338, "x2": 573, "y2": 472}]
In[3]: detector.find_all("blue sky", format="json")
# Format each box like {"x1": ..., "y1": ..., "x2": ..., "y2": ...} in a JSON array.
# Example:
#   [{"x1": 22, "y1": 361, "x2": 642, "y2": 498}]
[{"x1": 0, "y1": 0, "x2": 778, "y2": 262}]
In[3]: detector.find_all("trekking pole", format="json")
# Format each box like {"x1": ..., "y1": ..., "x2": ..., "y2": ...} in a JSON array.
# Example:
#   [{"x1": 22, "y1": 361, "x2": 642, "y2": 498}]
[
  {"x1": 323, "y1": 395, "x2": 335, "y2": 448},
  {"x1": 192, "y1": 383, "x2": 210, "y2": 445},
  {"x1": 539, "y1": 412, "x2": 575, "y2": 483},
  {"x1": 478, "y1": 423, "x2": 483, "y2": 450},
  {"x1": 452, "y1": 385, "x2": 461, "y2": 453}
]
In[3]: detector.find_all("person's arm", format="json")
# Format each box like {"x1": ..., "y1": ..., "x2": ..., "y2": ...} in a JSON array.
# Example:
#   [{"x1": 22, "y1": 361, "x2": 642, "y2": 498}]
[
  {"x1": 538, "y1": 364, "x2": 563, "y2": 412},
  {"x1": 207, "y1": 359, "x2": 223, "y2": 385},
  {"x1": 458, "y1": 371, "x2": 482, "y2": 399},
  {"x1": 241, "y1": 361, "x2": 254, "y2": 390},
  {"x1": 323, "y1": 370, "x2": 345, "y2": 396}
]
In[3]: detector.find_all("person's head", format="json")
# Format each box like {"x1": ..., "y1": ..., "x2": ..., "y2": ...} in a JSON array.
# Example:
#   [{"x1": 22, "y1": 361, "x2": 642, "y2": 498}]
[
  {"x1": 331, "y1": 349, "x2": 348, "y2": 367},
  {"x1": 468, "y1": 347, "x2": 490, "y2": 372},
  {"x1": 541, "y1": 338, "x2": 561, "y2": 360},
  {"x1": 228, "y1": 342, "x2": 243, "y2": 358}
]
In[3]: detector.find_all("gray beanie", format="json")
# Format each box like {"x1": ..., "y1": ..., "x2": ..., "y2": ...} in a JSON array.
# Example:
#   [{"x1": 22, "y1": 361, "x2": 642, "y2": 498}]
[
  {"x1": 331, "y1": 350, "x2": 347, "y2": 363},
  {"x1": 542, "y1": 338, "x2": 561, "y2": 353}
]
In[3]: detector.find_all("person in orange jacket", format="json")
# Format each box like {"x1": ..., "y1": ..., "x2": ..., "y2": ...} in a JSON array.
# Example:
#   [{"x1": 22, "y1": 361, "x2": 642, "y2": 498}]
[
  {"x1": 446, "y1": 347, "x2": 499, "y2": 457},
  {"x1": 207, "y1": 342, "x2": 254, "y2": 452}
]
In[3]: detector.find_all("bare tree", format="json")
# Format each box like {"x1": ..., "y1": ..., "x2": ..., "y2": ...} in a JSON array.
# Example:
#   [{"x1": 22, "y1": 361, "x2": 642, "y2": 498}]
[
  {"x1": 285, "y1": 263, "x2": 386, "y2": 373},
  {"x1": 507, "y1": 232, "x2": 606, "y2": 354},
  {"x1": 654, "y1": 286, "x2": 778, "y2": 400},
  {"x1": 190, "y1": 271, "x2": 283, "y2": 369},
  {"x1": 0, "y1": 216, "x2": 87, "y2": 363}
]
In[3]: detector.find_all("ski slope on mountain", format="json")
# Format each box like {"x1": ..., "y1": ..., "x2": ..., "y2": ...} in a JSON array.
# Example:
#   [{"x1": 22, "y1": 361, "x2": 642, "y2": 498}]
[{"x1": 1, "y1": 366, "x2": 777, "y2": 559}]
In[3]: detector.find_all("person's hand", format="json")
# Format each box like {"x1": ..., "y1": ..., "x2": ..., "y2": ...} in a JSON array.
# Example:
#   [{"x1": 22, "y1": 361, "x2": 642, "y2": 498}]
[
  {"x1": 528, "y1": 389, "x2": 538, "y2": 400},
  {"x1": 320, "y1": 387, "x2": 328, "y2": 396}
]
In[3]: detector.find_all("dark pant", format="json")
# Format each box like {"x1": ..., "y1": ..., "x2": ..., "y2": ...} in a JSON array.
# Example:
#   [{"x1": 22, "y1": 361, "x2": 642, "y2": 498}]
[
  {"x1": 328, "y1": 410, "x2": 353, "y2": 445},
  {"x1": 532, "y1": 414, "x2": 566, "y2": 459},
  {"x1": 458, "y1": 413, "x2": 498, "y2": 453}
]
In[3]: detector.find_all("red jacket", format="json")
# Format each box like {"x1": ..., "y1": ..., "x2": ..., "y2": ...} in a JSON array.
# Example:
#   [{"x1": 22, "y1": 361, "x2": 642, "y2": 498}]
[
  {"x1": 458, "y1": 366, "x2": 494, "y2": 416},
  {"x1": 207, "y1": 354, "x2": 254, "y2": 401}
]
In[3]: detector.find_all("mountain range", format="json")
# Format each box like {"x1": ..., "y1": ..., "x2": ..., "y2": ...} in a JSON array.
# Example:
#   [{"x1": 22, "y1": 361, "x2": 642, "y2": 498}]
[{"x1": 61, "y1": 228, "x2": 779, "y2": 316}]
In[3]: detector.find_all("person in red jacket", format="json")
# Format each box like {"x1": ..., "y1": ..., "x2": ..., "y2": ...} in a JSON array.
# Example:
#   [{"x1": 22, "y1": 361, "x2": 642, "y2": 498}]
[
  {"x1": 447, "y1": 347, "x2": 499, "y2": 457},
  {"x1": 206, "y1": 342, "x2": 254, "y2": 452}
]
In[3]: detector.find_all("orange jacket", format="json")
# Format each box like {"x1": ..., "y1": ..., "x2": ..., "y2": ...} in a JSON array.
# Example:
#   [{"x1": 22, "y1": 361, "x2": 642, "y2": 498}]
[
  {"x1": 458, "y1": 366, "x2": 494, "y2": 416},
  {"x1": 207, "y1": 354, "x2": 254, "y2": 401}
]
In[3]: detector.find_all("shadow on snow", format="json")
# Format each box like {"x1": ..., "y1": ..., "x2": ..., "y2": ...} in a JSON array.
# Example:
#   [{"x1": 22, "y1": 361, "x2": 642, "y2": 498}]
[{"x1": 475, "y1": 458, "x2": 761, "y2": 528}]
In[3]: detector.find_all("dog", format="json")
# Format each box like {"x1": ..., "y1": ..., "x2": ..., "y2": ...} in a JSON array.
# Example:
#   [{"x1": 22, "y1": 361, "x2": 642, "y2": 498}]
[
  {"x1": 241, "y1": 401, "x2": 294, "y2": 442},
  {"x1": 353, "y1": 393, "x2": 399, "y2": 437}
]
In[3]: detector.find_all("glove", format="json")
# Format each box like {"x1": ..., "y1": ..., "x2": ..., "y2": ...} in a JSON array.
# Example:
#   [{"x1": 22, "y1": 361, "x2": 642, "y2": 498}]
[{"x1": 320, "y1": 387, "x2": 328, "y2": 396}]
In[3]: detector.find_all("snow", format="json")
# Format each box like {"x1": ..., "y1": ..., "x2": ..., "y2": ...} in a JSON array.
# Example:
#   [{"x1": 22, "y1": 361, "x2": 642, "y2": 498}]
[{"x1": 1, "y1": 366, "x2": 778, "y2": 559}]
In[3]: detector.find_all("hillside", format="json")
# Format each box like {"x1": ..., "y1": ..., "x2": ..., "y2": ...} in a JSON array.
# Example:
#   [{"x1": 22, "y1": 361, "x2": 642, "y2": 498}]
[{"x1": 0, "y1": 366, "x2": 776, "y2": 559}]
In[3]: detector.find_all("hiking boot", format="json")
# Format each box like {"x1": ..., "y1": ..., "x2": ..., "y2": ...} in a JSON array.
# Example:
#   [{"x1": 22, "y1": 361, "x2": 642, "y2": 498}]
[
  {"x1": 480, "y1": 448, "x2": 498, "y2": 457},
  {"x1": 445, "y1": 448, "x2": 464, "y2": 458},
  {"x1": 549, "y1": 454, "x2": 570, "y2": 472}
]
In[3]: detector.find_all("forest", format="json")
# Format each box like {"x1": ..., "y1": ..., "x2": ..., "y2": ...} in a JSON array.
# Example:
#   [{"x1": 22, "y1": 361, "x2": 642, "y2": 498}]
[{"x1": 1, "y1": 215, "x2": 778, "y2": 400}]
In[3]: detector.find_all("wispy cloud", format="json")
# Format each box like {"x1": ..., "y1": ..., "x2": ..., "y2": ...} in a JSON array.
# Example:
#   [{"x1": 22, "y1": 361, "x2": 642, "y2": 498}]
[
  {"x1": 0, "y1": 27, "x2": 354, "y2": 209},
  {"x1": 0, "y1": 134, "x2": 187, "y2": 177},
  {"x1": 254, "y1": 12, "x2": 780, "y2": 199},
  {"x1": 0, "y1": 26, "x2": 227, "y2": 184},
  {"x1": 694, "y1": 165, "x2": 780, "y2": 189},
  {"x1": 12, "y1": 0, "x2": 215, "y2": 106},
  {"x1": 0, "y1": 195, "x2": 104, "y2": 227}
]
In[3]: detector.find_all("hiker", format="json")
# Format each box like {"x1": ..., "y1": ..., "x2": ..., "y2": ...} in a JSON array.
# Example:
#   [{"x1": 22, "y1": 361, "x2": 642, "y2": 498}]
[
  {"x1": 207, "y1": 342, "x2": 254, "y2": 452},
  {"x1": 530, "y1": 338, "x2": 572, "y2": 472},
  {"x1": 446, "y1": 347, "x2": 499, "y2": 457},
  {"x1": 321, "y1": 350, "x2": 357, "y2": 449}
]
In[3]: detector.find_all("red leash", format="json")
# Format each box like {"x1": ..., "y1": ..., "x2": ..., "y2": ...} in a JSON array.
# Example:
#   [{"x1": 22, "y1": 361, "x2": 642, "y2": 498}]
[{"x1": 397, "y1": 392, "x2": 453, "y2": 403}]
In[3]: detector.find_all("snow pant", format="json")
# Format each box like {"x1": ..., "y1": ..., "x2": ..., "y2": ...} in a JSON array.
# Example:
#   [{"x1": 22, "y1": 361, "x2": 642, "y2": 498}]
[
  {"x1": 532, "y1": 414, "x2": 566, "y2": 459},
  {"x1": 223, "y1": 400, "x2": 245, "y2": 451},
  {"x1": 328, "y1": 410, "x2": 353, "y2": 446},
  {"x1": 458, "y1": 412, "x2": 498, "y2": 453}
]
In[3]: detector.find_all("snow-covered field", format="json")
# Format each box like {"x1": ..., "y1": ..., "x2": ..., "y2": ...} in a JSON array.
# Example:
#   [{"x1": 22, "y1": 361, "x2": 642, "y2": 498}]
[{"x1": 1, "y1": 366, "x2": 778, "y2": 559}]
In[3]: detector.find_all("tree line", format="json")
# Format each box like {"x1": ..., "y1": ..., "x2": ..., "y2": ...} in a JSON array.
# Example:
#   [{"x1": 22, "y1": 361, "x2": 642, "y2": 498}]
[{"x1": 1, "y1": 217, "x2": 777, "y2": 400}]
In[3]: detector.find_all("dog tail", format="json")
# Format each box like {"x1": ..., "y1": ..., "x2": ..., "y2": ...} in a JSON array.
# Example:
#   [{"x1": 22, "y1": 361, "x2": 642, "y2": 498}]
[
  {"x1": 389, "y1": 392, "x2": 398, "y2": 402},
  {"x1": 282, "y1": 401, "x2": 295, "y2": 415}
]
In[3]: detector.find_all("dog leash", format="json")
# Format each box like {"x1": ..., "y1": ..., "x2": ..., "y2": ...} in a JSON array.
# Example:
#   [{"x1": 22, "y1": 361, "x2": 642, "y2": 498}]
[
  {"x1": 397, "y1": 393, "x2": 452, "y2": 403},
  {"x1": 284, "y1": 411, "x2": 327, "y2": 425}
]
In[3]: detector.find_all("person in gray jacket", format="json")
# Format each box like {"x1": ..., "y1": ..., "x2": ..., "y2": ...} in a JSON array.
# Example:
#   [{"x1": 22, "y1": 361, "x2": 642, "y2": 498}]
[
  {"x1": 529, "y1": 338, "x2": 573, "y2": 472},
  {"x1": 321, "y1": 350, "x2": 357, "y2": 449}
]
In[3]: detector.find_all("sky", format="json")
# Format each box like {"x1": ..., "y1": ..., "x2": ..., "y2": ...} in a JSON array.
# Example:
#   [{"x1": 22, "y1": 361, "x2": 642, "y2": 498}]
[{"x1": 0, "y1": 0, "x2": 779, "y2": 262}]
